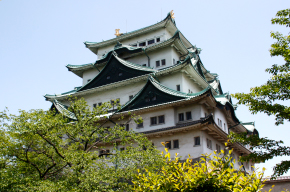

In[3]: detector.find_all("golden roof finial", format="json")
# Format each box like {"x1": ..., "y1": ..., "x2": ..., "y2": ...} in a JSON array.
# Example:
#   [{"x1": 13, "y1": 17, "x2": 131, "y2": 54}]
[
  {"x1": 115, "y1": 29, "x2": 121, "y2": 37},
  {"x1": 170, "y1": 10, "x2": 175, "y2": 19}
]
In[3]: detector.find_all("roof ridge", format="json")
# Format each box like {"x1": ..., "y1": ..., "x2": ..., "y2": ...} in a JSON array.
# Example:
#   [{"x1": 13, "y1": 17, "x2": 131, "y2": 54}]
[{"x1": 84, "y1": 11, "x2": 175, "y2": 48}]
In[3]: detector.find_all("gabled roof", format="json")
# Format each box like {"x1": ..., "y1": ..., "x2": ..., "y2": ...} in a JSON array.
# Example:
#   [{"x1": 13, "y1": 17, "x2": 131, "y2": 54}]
[
  {"x1": 241, "y1": 122, "x2": 259, "y2": 136},
  {"x1": 77, "y1": 52, "x2": 155, "y2": 92},
  {"x1": 50, "y1": 99, "x2": 77, "y2": 120},
  {"x1": 66, "y1": 42, "x2": 143, "y2": 78},
  {"x1": 143, "y1": 30, "x2": 191, "y2": 56},
  {"x1": 119, "y1": 75, "x2": 211, "y2": 112},
  {"x1": 44, "y1": 53, "x2": 218, "y2": 101},
  {"x1": 84, "y1": 12, "x2": 178, "y2": 55}
]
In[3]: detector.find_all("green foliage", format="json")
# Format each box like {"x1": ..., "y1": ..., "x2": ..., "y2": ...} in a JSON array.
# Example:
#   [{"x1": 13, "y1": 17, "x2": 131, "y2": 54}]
[
  {"x1": 232, "y1": 9, "x2": 290, "y2": 177},
  {"x1": 229, "y1": 132, "x2": 290, "y2": 178},
  {"x1": 132, "y1": 147, "x2": 266, "y2": 192},
  {"x1": 0, "y1": 98, "x2": 163, "y2": 191},
  {"x1": 233, "y1": 9, "x2": 290, "y2": 126}
]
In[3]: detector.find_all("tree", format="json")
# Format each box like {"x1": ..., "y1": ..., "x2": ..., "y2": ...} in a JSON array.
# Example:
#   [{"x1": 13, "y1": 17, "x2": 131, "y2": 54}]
[
  {"x1": 132, "y1": 145, "x2": 266, "y2": 192},
  {"x1": 0, "y1": 98, "x2": 163, "y2": 192},
  {"x1": 232, "y1": 9, "x2": 290, "y2": 177}
]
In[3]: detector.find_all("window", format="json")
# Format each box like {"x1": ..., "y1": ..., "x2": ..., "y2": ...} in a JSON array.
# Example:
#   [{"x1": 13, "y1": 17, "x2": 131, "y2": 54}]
[
  {"x1": 145, "y1": 97, "x2": 150, "y2": 102},
  {"x1": 147, "y1": 39, "x2": 155, "y2": 45},
  {"x1": 142, "y1": 64, "x2": 147, "y2": 67},
  {"x1": 205, "y1": 113, "x2": 207, "y2": 117},
  {"x1": 186, "y1": 112, "x2": 192, "y2": 120},
  {"x1": 216, "y1": 144, "x2": 221, "y2": 153},
  {"x1": 165, "y1": 141, "x2": 171, "y2": 149},
  {"x1": 156, "y1": 37, "x2": 160, "y2": 42},
  {"x1": 158, "y1": 115, "x2": 165, "y2": 124},
  {"x1": 125, "y1": 124, "x2": 129, "y2": 131},
  {"x1": 139, "y1": 42, "x2": 146, "y2": 47},
  {"x1": 111, "y1": 100, "x2": 114, "y2": 105},
  {"x1": 87, "y1": 79, "x2": 91, "y2": 82},
  {"x1": 178, "y1": 113, "x2": 184, "y2": 121},
  {"x1": 116, "y1": 98, "x2": 120, "y2": 104},
  {"x1": 156, "y1": 60, "x2": 160, "y2": 67},
  {"x1": 173, "y1": 59, "x2": 175, "y2": 64},
  {"x1": 194, "y1": 136, "x2": 200, "y2": 146},
  {"x1": 150, "y1": 115, "x2": 165, "y2": 125},
  {"x1": 224, "y1": 123, "x2": 226, "y2": 131},
  {"x1": 120, "y1": 147, "x2": 125, "y2": 151},
  {"x1": 150, "y1": 117, "x2": 157, "y2": 125},
  {"x1": 132, "y1": 44, "x2": 137, "y2": 47},
  {"x1": 93, "y1": 104, "x2": 97, "y2": 108},
  {"x1": 161, "y1": 59, "x2": 166, "y2": 66},
  {"x1": 98, "y1": 102, "x2": 102, "y2": 106},
  {"x1": 206, "y1": 138, "x2": 212, "y2": 149},
  {"x1": 107, "y1": 75, "x2": 111, "y2": 79},
  {"x1": 152, "y1": 96, "x2": 156, "y2": 101},
  {"x1": 188, "y1": 89, "x2": 191, "y2": 93},
  {"x1": 176, "y1": 84, "x2": 180, "y2": 91},
  {"x1": 99, "y1": 149, "x2": 110, "y2": 156},
  {"x1": 173, "y1": 140, "x2": 179, "y2": 149},
  {"x1": 119, "y1": 72, "x2": 123, "y2": 76},
  {"x1": 137, "y1": 122, "x2": 143, "y2": 128},
  {"x1": 129, "y1": 95, "x2": 133, "y2": 100}
]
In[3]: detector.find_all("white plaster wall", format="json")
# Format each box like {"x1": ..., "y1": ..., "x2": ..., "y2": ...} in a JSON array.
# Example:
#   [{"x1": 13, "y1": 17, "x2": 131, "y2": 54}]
[
  {"x1": 181, "y1": 73, "x2": 203, "y2": 93},
  {"x1": 126, "y1": 46, "x2": 180, "y2": 69},
  {"x1": 200, "y1": 105, "x2": 210, "y2": 117},
  {"x1": 149, "y1": 46, "x2": 173, "y2": 70},
  {"x1": 97, "y1": 28, "x2": 169, "y2": 58},
  {"x1": 126, "y1": 54, "x2": 148, "y2": 66},
  {"x1": 82, "y1": 81, "x2": 145, "y2": 108},
  {"x1": 213, "y1": 108, "x2": 228, "y2": 133},
  {"x1": 159, "y1": 72, "x2": 182, "y2": 91},
  {"x1": 82, "y1": 69, "x2": 100, "y2": 86},
  {"x1": 175, "y1": 104, "x2": 202, "y2": 122},
  {"x1": 150, "y1": 130, "x2": 205, "y2": 160},
  {"x1": 130, "y1": 108, "x2": 176, "y2": 132}
]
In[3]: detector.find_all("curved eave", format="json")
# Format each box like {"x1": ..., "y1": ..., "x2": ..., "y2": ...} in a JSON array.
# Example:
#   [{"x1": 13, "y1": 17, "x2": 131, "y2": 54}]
[
  {"x1": 118, "y1": 76, "x2": 212, "y2": 113},
  {"x1": 51, "y1": 99, "x2": 77, "y2": 120},
  {"x1": 45, "y1": 75, "x2": 149, "y2": 101},
  {"x1": 242, "y1": 122, "x2": 259, "y2": 136},
  {"x1": 141, "y1": 114, "x2": 214, "y2": 136},
  {"x1": 144, "y1": 30, "x2": 189, "y2": 55},
  {"x1": 77, "y1": 52, "x2": 155, "y2": 92},
  {"x1": 66, "y1": 63, "x2": 95, "y2": 78},
  {"x1": 85, "y1": 13, "x2": 177, "y2": 55},
  {"x1": 182, "y1": 59, "x2": 218, "y2": 94},
  {"x1": 216, "y1": 100, "x2": 241, "y2": 125}
]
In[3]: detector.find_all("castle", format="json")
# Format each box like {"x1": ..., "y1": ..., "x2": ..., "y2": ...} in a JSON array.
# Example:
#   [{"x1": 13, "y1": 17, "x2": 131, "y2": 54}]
[{"x1": 45, "y1": 11, "x2": 258, "y2": 172}]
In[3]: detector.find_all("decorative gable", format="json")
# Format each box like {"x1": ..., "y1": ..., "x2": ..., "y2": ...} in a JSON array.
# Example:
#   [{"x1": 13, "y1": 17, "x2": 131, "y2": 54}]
[{"x1": 78, "y1": 52, "x2": 155, "y2": 92}]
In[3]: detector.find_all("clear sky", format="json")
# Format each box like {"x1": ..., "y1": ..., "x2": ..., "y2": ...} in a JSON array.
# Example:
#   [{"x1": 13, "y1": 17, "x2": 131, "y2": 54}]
[{"x1": 0, "y1": 0, "x2": 289, "y2": 177}]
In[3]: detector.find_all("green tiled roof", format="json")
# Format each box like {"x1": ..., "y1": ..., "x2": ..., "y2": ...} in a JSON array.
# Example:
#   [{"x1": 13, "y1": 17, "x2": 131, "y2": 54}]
[
  {"x1": 66, "y1": 63, "x2": 94, "y2": 69},
  {"x1": 77, "y1": 52, "x2": 156, "y2": 92},
  {"x1": 119, "y1": 75, "x2": 212, "y2": 112},
  {"x1": 114, "y1": 53, "x2": 155, "y2": 72},
  {"x1": 51, "y1": 99, "x2": 77, "y2": 120},
  {"x1": 66, "y1": 43, "x2": 143, "y2": 72},
  {"x1": 84, "y1": 12, "x2": 175, "y2": 47}
]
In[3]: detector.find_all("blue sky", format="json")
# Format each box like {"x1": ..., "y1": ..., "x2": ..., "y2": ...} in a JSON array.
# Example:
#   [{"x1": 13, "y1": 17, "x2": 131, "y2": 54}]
[{"x1": 0, "y1": 0, "x2": 289, "y2": 177}]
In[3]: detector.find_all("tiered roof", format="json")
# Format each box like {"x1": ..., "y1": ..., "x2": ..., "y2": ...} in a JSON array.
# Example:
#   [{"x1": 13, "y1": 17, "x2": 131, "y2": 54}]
[
  {"x1": 84, "y1": 12, "x2": 183, "y2": 55},
  {"x1": 78, "y1": 52, "x2": 155, "y2": 92},
  {"x1": 67, "y1": 30, "x2": 196, "y2": 78},
  {"x1": 45, "y1": 11, "x2": 258, "y2": 140}
]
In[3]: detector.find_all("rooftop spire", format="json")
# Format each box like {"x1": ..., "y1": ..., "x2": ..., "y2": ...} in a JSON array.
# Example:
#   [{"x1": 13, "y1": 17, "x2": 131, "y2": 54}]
[{"x1": 170, "y1": 10, "x2": 175, "y2": 19}]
